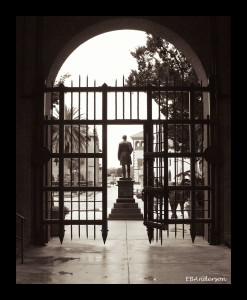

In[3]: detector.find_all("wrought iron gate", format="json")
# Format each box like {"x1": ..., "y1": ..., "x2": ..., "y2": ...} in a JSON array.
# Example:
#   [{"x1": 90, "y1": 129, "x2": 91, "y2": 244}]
[
  {"x1": 142, "y1": 81, "x2": 218, "y2": 244},
  {"x1": 40, "y1": 77, "x2": 217, "y2": 245},
  {"x1": 41, "y1": 80, "x2": 108, "y2": 244}
]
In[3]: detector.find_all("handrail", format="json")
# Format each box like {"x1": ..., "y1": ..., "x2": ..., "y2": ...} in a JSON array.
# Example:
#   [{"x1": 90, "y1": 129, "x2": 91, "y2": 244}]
[
  {"x1": 16, "y1": 213, "x2": 25, "y2": 264},
  {"x1": 16, "y1": 213, "x2": 25, "y2": 220}
]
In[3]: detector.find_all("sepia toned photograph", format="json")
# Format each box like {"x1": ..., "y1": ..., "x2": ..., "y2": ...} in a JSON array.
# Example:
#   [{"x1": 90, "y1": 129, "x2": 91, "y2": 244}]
[{"x1": 16, "y1": 16, "x2": 231, "y2": 284}]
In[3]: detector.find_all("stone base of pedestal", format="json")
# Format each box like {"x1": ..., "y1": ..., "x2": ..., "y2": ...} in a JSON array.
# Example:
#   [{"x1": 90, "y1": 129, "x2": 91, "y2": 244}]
[
  {"x1": 108, "y1": 200, "x2": 143, "y2": 219},
  {"x1": 116, "y1": 198, "x2": 135, "y2": 203},
  {"x1": 108, "y1": 179, "x2": 143, "y2": 220}
]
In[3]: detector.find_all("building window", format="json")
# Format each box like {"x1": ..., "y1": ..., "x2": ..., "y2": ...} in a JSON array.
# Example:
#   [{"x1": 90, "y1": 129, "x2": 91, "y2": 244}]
[{"x1": 138, "y1": 158, "x2": 143, "y2": 167}]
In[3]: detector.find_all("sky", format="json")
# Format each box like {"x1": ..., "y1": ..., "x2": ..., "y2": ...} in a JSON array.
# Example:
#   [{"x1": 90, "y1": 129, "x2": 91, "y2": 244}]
[
  {"x1": 55, "y1": 30, "x2": 148, "y2": 168},
  {"x1": 56, "y1": 30, "x2": 147, "y2": 86},
  {"x1": 107, "y1": 125, "x2": 143, "y2": 169}
]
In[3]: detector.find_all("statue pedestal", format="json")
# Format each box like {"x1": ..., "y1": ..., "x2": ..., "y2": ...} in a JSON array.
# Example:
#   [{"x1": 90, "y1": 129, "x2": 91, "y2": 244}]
[
  {"x1": 108, "y1": 179, "x2": 143, "y2": 220},
  {"x1": 117, "y1": 178, "x2": 134, "y2": 202}
]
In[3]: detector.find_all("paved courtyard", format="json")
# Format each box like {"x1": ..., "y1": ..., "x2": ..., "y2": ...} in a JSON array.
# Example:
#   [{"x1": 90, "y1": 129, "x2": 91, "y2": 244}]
[
  {"x1": 16, "y1": 219, "x2": 231, "y2": 284},
  {"x1": 16, "y1": 185, "x2": 231, "y2": 284}
]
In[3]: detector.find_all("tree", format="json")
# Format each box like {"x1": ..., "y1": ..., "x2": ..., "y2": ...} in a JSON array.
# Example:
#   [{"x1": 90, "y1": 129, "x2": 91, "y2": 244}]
[
  {"x1": 52, "y1": 105, "x2": 90, "y2": 153},
  {"x1": 51, "y1": 104, "x2": 91, "y2": 183},
  {"x1": 127, "y1": 34, "x2": 204, "y2": 183},
  {"x1": 126, "y1": 34, "x2": 198, "y2": 87},
  {"x1": 51, "y1": 73, "x2": 91, "y2": 153},
  {"x1": 51, "y1": 74, "x2": 92, "y2": 182},
  {"x1": 51, "y1": 73, "x2": 72, "y2": 107},
  {"x1": 126, "y1": 34, "x2": 203, "y2": 122},
  {"x1": 107, "y1": 167, "x2": 122, "y2": 177}
]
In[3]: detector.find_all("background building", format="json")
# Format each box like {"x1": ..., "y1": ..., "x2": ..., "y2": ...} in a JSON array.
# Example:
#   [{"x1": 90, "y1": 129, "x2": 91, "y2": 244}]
[
  {"x1": 52, "y1": 126, "x2": 101, "y2": 186},
  {"x1": 131, "y1": 131, "x2": 144, "y2": 185}
]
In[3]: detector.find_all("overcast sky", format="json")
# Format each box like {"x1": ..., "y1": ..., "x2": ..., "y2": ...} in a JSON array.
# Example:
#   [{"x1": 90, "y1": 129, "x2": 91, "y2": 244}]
[
  {"x1": 55, "y1": 30, "x2": 148, "y2": 168},
  {"x1": 56, "y1": 30, "x2": 147, "y2": 86}
]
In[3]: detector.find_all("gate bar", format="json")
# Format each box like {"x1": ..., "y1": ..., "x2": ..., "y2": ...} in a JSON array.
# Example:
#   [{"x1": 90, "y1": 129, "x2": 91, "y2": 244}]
[
  {"x1": 44, "y1": 119, "x2": 212, "y2": 126},
  {"x1": 189, "y1": 84, "x2": 197, "y2": 243},
  {"x1": 102, "y1": 83, "x2": 108, "y2": 243},
  {"x1": 50, "y1": 81, "x2": 54, "y2": 237},
  {"x1": 44, "y1": 86, "x2": 210, "y2": 93},
  {"x1": 122, "y1": 76, "x2": 125, "y2": 119},
  {"x1": 43, "y1": 219, "x2": 103, "y2": 225},
  {"x1": 94, "y1": 79, "x2": 96, "y2": 240},
  {"x1": 58, "y1": 83, "x2": 65, "y2": 244},
  {"x1": 146, "y1": 86, "x2": 154, "y2": 243},
  {"x1": 86, "y1": 76, "x2": 89, "y2": 239},
  {"x1": 70, "y1": 80, "x2": 73, "y2": 240},
  {"x1": 78, "y1": 75, "x2": 81, "y2": 238}
]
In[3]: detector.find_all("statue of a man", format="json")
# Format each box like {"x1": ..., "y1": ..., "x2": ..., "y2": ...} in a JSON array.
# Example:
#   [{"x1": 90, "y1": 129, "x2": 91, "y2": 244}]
[{"x1": 118, "y1": 135, "x2": 133, "y2": 179}]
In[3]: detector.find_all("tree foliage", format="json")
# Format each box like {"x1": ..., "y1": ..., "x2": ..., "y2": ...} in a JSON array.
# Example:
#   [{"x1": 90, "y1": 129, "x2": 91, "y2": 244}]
[
  {"x1": 126, "y1": 34, "x2": 203, "y2": 154},
  {"x1": 126, "y1": 34, "x2": 198, "y2": 87},
  {"x1": 126, "y1": 34, "x2": 205, "y2": 184},
  {"x1": 52, "y1": 105, "x2": 91, "y2": 153}
]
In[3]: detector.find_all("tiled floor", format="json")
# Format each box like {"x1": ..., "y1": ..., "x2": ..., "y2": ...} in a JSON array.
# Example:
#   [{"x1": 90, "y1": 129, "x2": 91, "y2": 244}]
[{"x1": 16, "y1": 220, "x2": 231, "y2": 284}]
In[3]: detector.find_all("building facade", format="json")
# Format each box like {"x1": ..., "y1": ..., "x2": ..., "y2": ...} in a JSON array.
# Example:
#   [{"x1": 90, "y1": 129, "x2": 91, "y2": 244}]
[
  {"x1": 131, "y1": 131, "x2": 144, "y2": 185},
  {"x1": 52, "y1": 127, "x2": 101, "y2": 186}
]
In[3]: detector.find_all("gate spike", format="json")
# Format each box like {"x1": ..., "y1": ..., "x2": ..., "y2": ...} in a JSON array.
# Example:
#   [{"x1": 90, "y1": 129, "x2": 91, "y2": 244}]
[
  {"x1": 102, "y1": 230, "x2": 108, "y2": 244},
  {"x1": 147, "y1": 228, "x2": 153, "y2": 244},
  {"x1": 101, "y1": 229, "x2": 108, "y2": 244},
  {"x1": 59, "y1": 225, "x2": 65, "y2": 244},
  {"x1": 190, "y1": 225, "x2": 196, "y2": 243}
]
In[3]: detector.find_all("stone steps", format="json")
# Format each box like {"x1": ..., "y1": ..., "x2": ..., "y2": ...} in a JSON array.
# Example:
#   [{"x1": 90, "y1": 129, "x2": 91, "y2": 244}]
[
  {"x1": 116, "y1": 198, "x2": 135, "y2": 203},
  {"x1": 108, "y1": 179, "x2": 143, "y2": 220},
  {"x1": 114, "y1": 203, "x2": 138, "y2": 208},
  {"x1": 110, "y1": 208, "x2": 141, "y2": 214},
  {"x1": 108, "y1": 213, "x2": 143, "y2": 219},
  {"x1": 109, "y1": 198, "x2": 143, "y2": 220}
]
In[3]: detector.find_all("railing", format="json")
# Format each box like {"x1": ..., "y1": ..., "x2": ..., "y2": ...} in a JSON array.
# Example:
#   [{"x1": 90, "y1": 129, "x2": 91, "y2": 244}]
[{"x1": 16, "y1": 213, "x2": 25, "y2": 264}]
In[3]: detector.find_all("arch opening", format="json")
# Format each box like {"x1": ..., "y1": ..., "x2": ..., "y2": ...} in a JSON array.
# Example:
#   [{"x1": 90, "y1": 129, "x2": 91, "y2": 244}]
[
  {"x1": 46, "y1": 18, "x2": 210, "y2": 118},
  {"x1": 47, "y1": 17, "x2": 208, "y2": 86},
  {"x1": 41, "y1": 19, "x2": 213, "y2": 244}
]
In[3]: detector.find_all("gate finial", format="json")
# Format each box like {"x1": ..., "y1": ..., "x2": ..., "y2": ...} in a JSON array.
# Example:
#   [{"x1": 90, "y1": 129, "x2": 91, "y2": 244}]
[
  {"x1": 147, "y1": 228, "x2": 154, "y2": 244},
  {"x1": 190, "y1": 226, "x2": 196, "y2": 244},
  {"x1": 101, "y1": 229, "x2": 108, "y2": 244},
  {"x1": 59, "y1": 226, "x2": 65, "y2": 244}
]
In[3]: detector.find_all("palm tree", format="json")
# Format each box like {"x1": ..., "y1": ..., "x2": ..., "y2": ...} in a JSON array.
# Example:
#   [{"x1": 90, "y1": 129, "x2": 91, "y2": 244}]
[{"x1": 52, "y1": 105, "x2": 91, "y2": 153}]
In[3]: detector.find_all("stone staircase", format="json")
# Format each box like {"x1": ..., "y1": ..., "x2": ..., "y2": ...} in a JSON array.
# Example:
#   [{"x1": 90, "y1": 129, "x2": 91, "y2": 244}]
[
  {"x1": 108, "y1": 198, "x2": 143, "y2": 220},
  {"x1": 108, "y1": 179, "x2": 143, "y2": 220}
]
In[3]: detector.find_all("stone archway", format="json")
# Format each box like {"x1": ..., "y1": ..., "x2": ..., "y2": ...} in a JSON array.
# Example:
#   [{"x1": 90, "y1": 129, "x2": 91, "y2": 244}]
[
  {"x1": 46, "y1": 17, "x2": 210, "y2": 117},
  {"x1": 42, "y1": 17, "x2": 213, "y2": 243},
  {"x1": 47, "y1": 17, "x2": 208, "y2": 86}
]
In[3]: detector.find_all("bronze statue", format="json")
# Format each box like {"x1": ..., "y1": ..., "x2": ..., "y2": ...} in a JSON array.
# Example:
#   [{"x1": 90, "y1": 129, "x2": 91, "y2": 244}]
[{"x1": 118, "y1": 135, "x2": 133, "y2": 179}]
